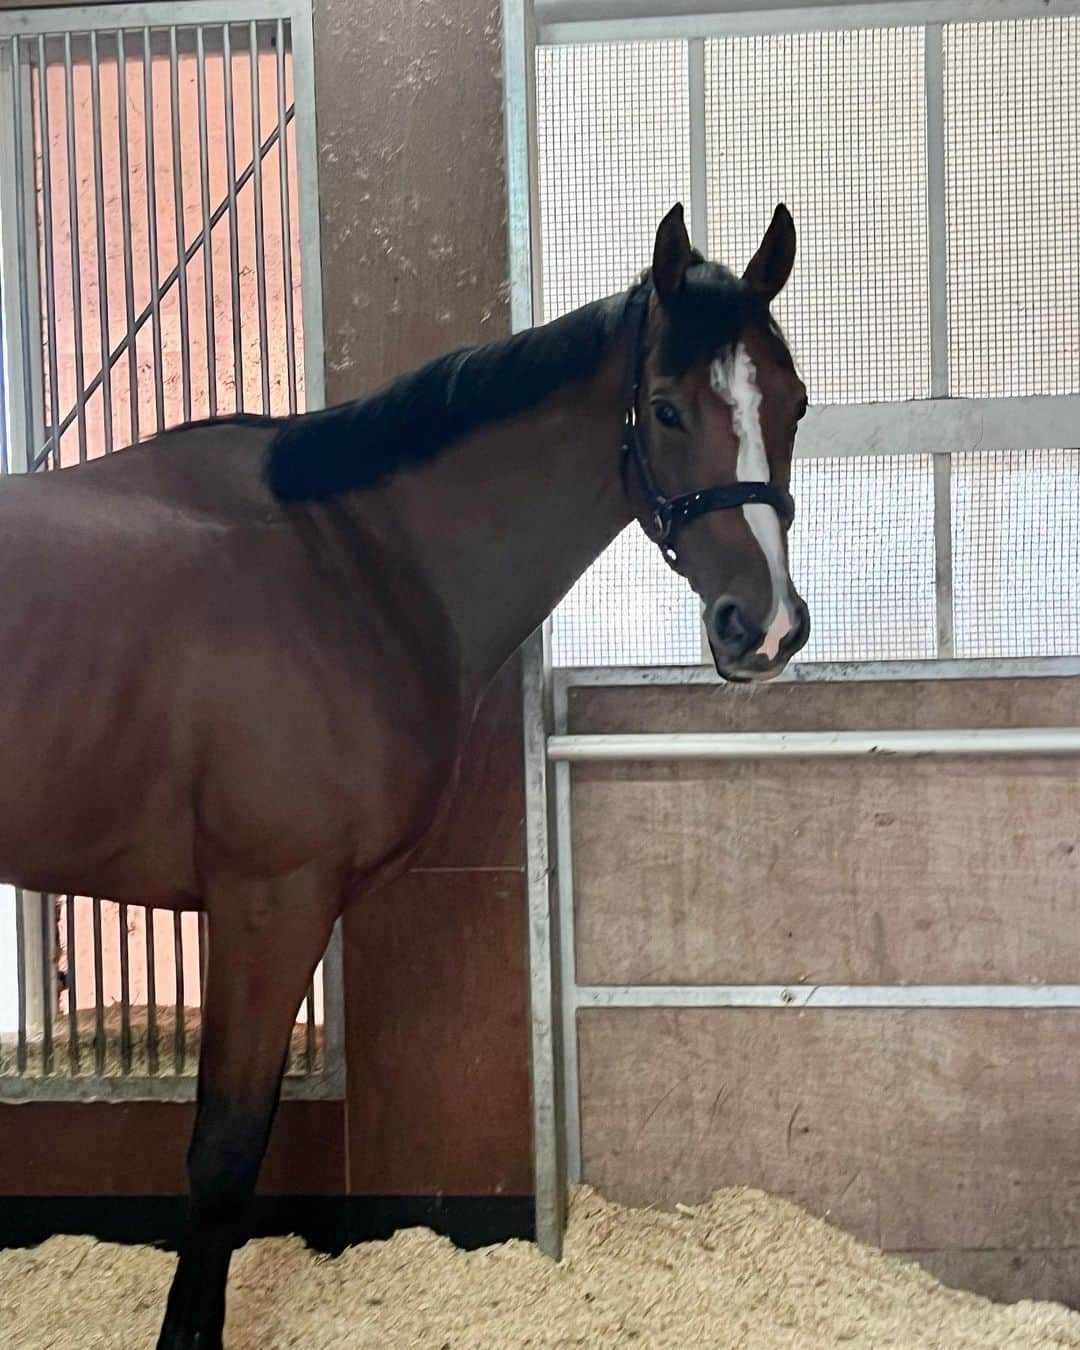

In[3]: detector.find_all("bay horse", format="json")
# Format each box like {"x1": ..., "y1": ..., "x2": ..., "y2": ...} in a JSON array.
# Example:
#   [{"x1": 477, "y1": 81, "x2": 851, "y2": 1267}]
[{"x1": 0, "y1": 202, "x2": 808, "y2": 1347}]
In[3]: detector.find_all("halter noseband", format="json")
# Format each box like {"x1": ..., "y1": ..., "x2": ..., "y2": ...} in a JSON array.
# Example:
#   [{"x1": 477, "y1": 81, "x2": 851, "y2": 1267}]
[{"x1": 619, "y1": 286, "x2": 796, "y2": 568}]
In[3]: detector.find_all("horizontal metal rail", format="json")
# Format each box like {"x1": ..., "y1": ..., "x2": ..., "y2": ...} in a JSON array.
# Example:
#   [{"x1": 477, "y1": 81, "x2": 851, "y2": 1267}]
[
  {"x1": 555, "y1": 656, "x2": 1080, "y2": 687},
  {"x1": 537, "y1": 0, "x2": 1080, "y2": 45},
  {"x1": 577, "y1": 984, "x2": 1080, "y2": 1010},
  {"x1": 548, "y1": 727, "x2": 1080, "y2": 761}
]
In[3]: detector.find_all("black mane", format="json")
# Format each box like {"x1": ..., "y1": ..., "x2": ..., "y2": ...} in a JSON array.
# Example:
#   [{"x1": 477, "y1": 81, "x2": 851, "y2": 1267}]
[{"x1": 267, "y1": 264, "x2": 764, "y2": 501}]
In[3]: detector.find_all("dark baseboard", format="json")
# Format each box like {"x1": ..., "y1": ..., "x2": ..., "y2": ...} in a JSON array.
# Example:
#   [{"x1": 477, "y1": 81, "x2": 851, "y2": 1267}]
[{"x1": 0, "y1": 1194, "x2": 535, "y2": 1253}]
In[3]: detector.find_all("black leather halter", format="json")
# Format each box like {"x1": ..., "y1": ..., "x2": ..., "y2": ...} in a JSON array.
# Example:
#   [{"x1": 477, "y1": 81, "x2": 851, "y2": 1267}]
[{"x1": 620, "y1": 287, "x2": 796, "y2": 568}]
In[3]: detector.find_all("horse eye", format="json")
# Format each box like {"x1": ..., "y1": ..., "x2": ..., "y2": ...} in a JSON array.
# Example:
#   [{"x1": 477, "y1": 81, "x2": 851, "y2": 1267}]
[{"x1": 653, "y1": 400, "x2": 684, "y2": 431}]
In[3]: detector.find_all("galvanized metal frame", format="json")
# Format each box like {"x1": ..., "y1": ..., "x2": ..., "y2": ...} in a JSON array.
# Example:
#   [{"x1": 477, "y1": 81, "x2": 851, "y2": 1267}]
[
  {"x1": 0, "y1": 0, "x2": 341, "y2": 1103},
  {"x1": 511, "y1": 0, "x2": 1080, "y2": 1247}
]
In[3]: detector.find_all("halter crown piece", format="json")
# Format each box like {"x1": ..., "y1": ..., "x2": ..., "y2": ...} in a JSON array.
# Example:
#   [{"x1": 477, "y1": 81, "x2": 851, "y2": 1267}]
[{"x1": 619, "y1": 286, "x2": 796, "y2": 569}]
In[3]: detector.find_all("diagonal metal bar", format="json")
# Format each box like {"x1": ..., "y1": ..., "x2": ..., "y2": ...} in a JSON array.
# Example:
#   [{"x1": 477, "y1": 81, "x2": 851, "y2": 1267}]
[{"x1": 31, "y1": 105, "x2": 296, "y2": 471}]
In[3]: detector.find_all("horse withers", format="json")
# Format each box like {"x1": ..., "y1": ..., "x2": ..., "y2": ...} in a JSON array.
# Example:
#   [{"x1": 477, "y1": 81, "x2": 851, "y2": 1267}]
[{"x1": 0, "y1": 202, "x2": 808, "y2": 1347}]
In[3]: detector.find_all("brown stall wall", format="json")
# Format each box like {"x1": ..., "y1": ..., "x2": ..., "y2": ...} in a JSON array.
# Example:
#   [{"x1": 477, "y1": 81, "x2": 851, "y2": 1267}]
[
  {"x1": 312, "y1": 0, "x2": 529, "y2": 1199},
  {"x1": 579, "y1": 1008, "x2": 1080, "y2": 1304},
  {"x1": 572, "y1": 678, "x2": 1080, "y2": 1303},
  {"x1": 570, "y1": 680, "x2": 1080, "y2": 985}
]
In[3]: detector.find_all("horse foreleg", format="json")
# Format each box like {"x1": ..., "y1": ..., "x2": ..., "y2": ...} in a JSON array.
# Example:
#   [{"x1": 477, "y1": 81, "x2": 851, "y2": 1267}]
[{"x1": 156, "y1": 866, "x2": 340, "y2": 1350}]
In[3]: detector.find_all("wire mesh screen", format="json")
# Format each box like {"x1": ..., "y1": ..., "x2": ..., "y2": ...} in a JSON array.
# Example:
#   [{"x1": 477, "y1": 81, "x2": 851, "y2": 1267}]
[
  {"x1": 790, "y1": 455, "x2": 937, "y2": 662},
  {"x1": 952, "y1": 449, "x2": 1080, "y2": 659},
  {"x1": 551, "y1": 524, "x2": 702, "y2": 666},
  {"x1": 944, "y1": 18, "x2": 1080, "y2": 398},
  {"x1": 536, "y1": 41, "x2": 690, "y2": 321},
  {"x1": 705, "y1": 28, "x2": 929, "y2": 405},
  {"x1": 538, "y1": 40, "x2": 696, "y2": 664}
]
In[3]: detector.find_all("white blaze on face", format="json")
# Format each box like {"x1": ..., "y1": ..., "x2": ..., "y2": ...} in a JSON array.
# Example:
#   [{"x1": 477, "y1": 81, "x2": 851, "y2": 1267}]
[{"x1": 709, "y1": 345, "x2": 793, "y2": 661}]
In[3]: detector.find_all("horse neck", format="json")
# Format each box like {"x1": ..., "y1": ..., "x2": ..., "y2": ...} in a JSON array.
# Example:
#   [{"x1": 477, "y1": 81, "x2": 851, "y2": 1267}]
[{"x1": 379, "y1": 343, "x2": 631, "y2": 694}]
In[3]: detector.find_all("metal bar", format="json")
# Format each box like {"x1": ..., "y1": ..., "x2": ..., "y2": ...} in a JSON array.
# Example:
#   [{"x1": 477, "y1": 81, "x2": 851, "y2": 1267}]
[
  {"x1": 39, "y1": 895, "x2": 53, "y2": 1075},
  {"x1": 0, "y1": 1069, "x2": 345, "y2": 1105},
  {"x1": 143, "y1": 27, "x2": 165, "y2": 431},
  {"x1": 115, "y1": 29, "x2": 140, "y2": 446},
  {"x1": 555, "y1": 655, "x2": 1080, "y2": 689},
  {"x1": 173, "y1": 910, "x2": 186, "y2": 1073},
  {"x1": 118, "y1": 902, "x2": 132, "y2": 1073},
  {"x1": 145, "y1": 906, "x2": 158, "y2": 1074},
  {"x1": 553, "y1": 680, "x2": 582, "y2": 1184},
  {"x1": 934, "y1": 453, "x2": 955, "y2": 657},
  {"x1": 65, "y1": 896, "x2": 78, "y2": 1072},
  {"x1": 320, "y1": 921, "x2": 345, "y2": 1083},
  {"x1": 34, "y1": 109, "x2": 295, "y2": 464},
  {"x1": 13, "y1": 890, "x2": 27, "y2": 1074},
  {"x1": 222, "y1": 23, "x2": 244, "y2": 412},
  {"x1": 798, "y1": 393, "x2": 1080, "y2": 459},
  {"x1": 287, "y1": 0, "x2": 326, "y2": 409},
  {"x1": 62, "y1": 33, "x2": 87, "y2": 461},
  {"x1": 89, "y1": 31, "x2": 112, "y2": 453},
  {"x1": 521, "y1": 626, "x2": 566, "y2": 1262},
  {"x1": 0, "y1": 1, "x2": 304, "y2": 39},
  {"x1": 537, "y1": 0, "x2": 1080, "y2": 45},
  {"x1": 167, "y1": 26, "x2": 191, "y2": 423},
  {"x1": 198, "y1": 911, "x2": 208, "y2": 1002},
  {"x1": 195, "y1": 26, "x2": 217, "y2": 418},
  {"x1": 925, "y1": 23, "x2": 948, "y2": 398},
  {"x1": 6, "y1": 39, "x2": 37, "y2": 463},
  {"x1": 92, "y1": 897, "x2": 105, "y2": 1076},
  {"x1": 35, "y1": 36, "x2": 62, "y2": 468},
  {"x1": 549, "y1": 728, "x2": 1080, "y2": 762},
  {"x1": 576, "y1": 985, "x2": 1080, "y2": 1010},
  {"x1": 275, "y1": 18, "x2": 297, "y2": 413},
  {"x1": 248, "y1": 21, "x2": 271, "y2": 413},
  {"x1": 304, "y1": 981, "x2": 316, "y2": 1074},
  {"x1": 687, "y1": 37, "x2": 713, "y2": 667}
]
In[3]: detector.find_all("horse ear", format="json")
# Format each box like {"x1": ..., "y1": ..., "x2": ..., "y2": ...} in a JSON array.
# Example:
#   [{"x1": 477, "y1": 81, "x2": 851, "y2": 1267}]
[
  {"x1": 652, "y1": 203, "x2": 693, "y2": 308},
  {"x1": 742, "y1": 203, "x2": 796, "y2": 303}
]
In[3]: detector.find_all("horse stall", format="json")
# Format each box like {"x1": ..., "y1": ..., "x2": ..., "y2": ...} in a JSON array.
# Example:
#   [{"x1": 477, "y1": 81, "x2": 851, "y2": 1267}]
[{"x1": 0, "y1": 0, "x2": 1078, "y2": 1345}]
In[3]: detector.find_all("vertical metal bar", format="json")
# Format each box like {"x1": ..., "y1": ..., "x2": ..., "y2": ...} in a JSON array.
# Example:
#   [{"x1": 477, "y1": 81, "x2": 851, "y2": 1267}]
[
  {"x1": 248, "y1": 21, "x2": 271, "y2": 413},
  {"x1": 115, "y1": 30, "x2": 140, "y2": 446},
  {"x1": 320, "y1": 921, "x2": 345, "y2": 1087},
  {"x1": 173, "y1": 910, "x2": 186, "y2": 1074},
  {"x1": 13, "y1": 890, "x2": 27, "y2": 1074},
  {"x1": 222, "y1": 24, "x2": 244, "y2": 412},
  {"x1": 142, "y1": 27, "x2": 165, "y2": 432},
  {"x1": 304, "y1": 981, "x2": 316, "y2": 1074},
  {"x1": 553, "y1": 678, "x2": 582, "y2": 1182},
  {"x1": 502, "y1": 0, "x2": 563, "y2": 1260},
  {"x1": 62, "y1": 34, "x2": 88, "y2": 462},
  {"x1": 65, "y1": 896, "x2": 79, "y2": 1072},
  {"x1": 6, "y1": 39, "x2": 36, "y2": 462},
  {"x1": 92, "y1": 897, "x2": 106, "y2": 1075},
  {"x1": 39, "y1": 895, "x2": 54, "y2": 1075},
  {"x1": 687, "y1": 37, "x2": 714, "y2": 665},
  {"x1": 925, "y1": 24, "x2": 954, "y2": 657},
  {"x1": 167, "y1": 26, "x2": 191, "y2": 423},
  {"x1": 925, "y1": 23, "x2": 949, "y2": 400},
  {"x1": 145, "y1": 907, "x2": 159, "y2": 1074},
  {"x1": 195, "y1": 27, "x2": 217, "y2": 418},
  {"x1": 198, "y1": 911, "x2": 208, "y2": 1003},
  {"x1": 275, "y1": 19, "x2": 297, "y2": 413},
  {"x1": 118, "y1": 902, "x2": 132, "y2": 1073},
  {"x1": 934, "y1": 453, "x2": 955, "y2": 656},
  {"x1": 286, "y1": 4, "x2": 325, "y2": 409},
  {"x1": 36, "y1": 37, "x2": 62, "y2": 468},
  {"x1": 89, "y1": 32, "x2": 113, "y2": 453},
  {"x1": 521, "y1": 628, "x2": 565, "y2": 1261}
]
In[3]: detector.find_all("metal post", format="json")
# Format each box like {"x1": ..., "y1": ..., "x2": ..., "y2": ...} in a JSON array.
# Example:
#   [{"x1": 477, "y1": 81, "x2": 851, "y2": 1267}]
[
  {"x1": 167, "y1": 26, "x2": 192, "y2": 424},
  {"x1": 222, "y1": 23, "x2": 244, "y2": 412},
  {"x1": 925, "y1": 23, "x2": 954, "y2": 657},
  {"x1": 195, "y1": 26, "x2": 218, "y2": 418},
  {"x1": 274, "y1": 18, "x2": 297, "y2": 412},
  {"x1": 248, "y1": 21, "x2": 271, "y2": 414}
]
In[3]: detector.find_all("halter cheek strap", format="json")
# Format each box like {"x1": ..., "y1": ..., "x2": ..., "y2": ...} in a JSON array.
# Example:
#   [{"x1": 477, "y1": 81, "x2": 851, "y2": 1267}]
[{"x1": 619, "y1": 287, "x2": 796, "y2": 568}]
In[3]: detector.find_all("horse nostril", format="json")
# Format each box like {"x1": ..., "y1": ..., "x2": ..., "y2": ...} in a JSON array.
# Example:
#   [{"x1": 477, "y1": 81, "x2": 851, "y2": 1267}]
[{"x1": 711, "y1": 600, "x2": 761, "y2": 662}]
